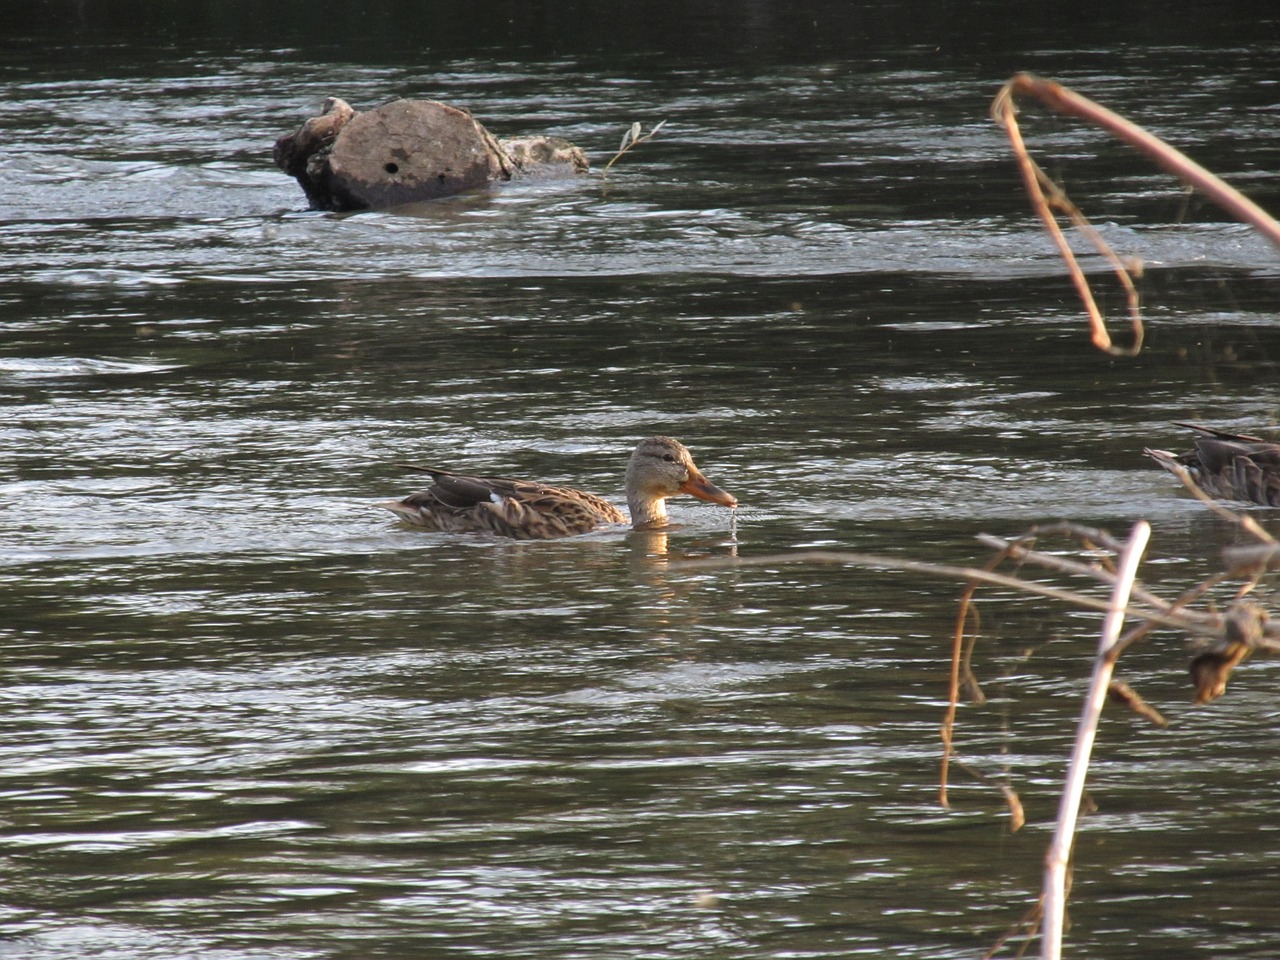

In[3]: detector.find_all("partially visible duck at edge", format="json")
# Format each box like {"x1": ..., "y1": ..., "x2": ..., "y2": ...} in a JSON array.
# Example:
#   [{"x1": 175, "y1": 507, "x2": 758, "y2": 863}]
[
  {"x1": 1145, "y1": 422, "x2": 1280, "y2": 506},
  {"x1": 382, "y1": 435, "x2": 738, "y2": 539}
]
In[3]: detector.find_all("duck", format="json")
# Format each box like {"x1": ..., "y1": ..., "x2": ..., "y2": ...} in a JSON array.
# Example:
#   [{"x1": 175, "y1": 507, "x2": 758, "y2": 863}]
[
  {"x1": 382, "y1": 436, "x2": 738, "y2": 539},
  {"x1": 1145, "y1": 422, "x2": 1280, "y2": 506}
]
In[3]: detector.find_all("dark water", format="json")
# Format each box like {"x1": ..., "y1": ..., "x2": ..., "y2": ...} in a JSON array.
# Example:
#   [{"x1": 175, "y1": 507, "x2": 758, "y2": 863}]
[{"x1": 5, "y1": 3, "x2": 1280, "y2": 958}]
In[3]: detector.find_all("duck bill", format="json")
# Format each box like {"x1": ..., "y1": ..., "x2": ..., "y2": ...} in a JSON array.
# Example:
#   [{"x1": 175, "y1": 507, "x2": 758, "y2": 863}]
[{"x1": 679, "y1": 470, "x2": 738, "y2": 508}]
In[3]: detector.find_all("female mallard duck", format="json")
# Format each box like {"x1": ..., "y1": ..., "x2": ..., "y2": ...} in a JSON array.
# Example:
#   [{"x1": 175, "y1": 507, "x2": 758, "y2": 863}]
[
  {"x1": 1145, "y1": 422, "x2": 1280, "y2": 506},
  {"x1": 382, "y1": 436, "x2": 737, "y2": 539}
]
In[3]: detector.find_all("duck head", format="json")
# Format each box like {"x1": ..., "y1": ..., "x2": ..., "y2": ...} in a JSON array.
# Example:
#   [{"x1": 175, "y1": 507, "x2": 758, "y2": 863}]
[{"x1": 624, "y1": 436, "x2": 737, "y2": 528}]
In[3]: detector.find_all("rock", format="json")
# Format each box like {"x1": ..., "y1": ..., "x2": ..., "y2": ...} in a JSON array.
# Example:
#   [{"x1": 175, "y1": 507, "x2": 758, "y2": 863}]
[
  {"x1": 499, "y1": 136, "x2": 590, "y2": 177},
  {"x1": 325, "y1": 99, "x2": 513, "y2": 210},
  {"x1": 273, "y1": 98, "x2": 590, "y2": 212},
  {"x1": 272, "y1": 97, "x2": 357, "y2": 209}
]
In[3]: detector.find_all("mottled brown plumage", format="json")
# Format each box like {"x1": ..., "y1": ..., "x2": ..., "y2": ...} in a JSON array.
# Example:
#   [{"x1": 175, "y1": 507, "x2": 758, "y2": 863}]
[
  {"x1": 1145, "y1": 423, "x2": 1280, "y2": 506},
  {"x1": 382, "y1": 436, "x2": 737, "y2": 539}
]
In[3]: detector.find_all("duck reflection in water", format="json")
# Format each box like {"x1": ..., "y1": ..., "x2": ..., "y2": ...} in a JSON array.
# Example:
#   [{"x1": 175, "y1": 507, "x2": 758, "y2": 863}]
[
  {"x1": 1146, "y1": 423, "x2": 1280, "y2": 507},
  {"x1": 383, "y1": 436, "x2": 738, "y2": 539}
]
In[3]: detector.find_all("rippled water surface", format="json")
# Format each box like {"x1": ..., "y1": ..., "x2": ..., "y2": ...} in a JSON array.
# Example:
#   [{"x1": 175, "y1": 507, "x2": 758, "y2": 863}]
[{"x1": 5, "y1": 4, "x2": 1280, "y2": 958}]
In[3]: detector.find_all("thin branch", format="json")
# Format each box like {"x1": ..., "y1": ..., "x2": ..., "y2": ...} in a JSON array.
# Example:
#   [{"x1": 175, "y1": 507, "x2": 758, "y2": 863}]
[
  {"x1": 991, "y1": 82, "x2": 1143, "y2": 355},
  {"x1": 1041, "y1": 520, "x2": 1151, "y2": 960},
  {"x1": 991, "y1": 73, "x2": 1280, "y2": 356},
  {"x1": 601, "y1": 120, "x2": 668, "y2": 179},
  {"x1": 676, "y1": 550, "x2": 1221, "y2": 636},
  {"x1": 1155, "y1": 457, "x2": 1276, "y2": 546},
  {"x1": 942, "y1": 575, "x2": 989, "y2": 806},
  {"x1": 1002, "y1": 73, "x2": 1280, "y2": 250},
  {"x1": 974, "y1": 533, "x2": 1188, "y2": 622}
]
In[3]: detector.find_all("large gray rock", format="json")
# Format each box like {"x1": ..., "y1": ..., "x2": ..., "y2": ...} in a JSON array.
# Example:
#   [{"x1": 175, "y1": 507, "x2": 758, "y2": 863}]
[{"x1": 273, "y1": 97, "x2": 588, "y2": 212}]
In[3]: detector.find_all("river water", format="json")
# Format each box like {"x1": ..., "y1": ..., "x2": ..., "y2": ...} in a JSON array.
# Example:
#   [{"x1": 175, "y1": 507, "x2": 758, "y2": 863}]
[{"x1": 4, "y1": 4, "x2": 1280, "y2": 958}]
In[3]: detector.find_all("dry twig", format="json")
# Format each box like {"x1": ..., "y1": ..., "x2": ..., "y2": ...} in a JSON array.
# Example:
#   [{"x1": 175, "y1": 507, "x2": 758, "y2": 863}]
[
  {"x1": 601, "y1": 120, "x2": 667, "y2": 179},
  {"x1": 675, "y1": 482, "x2": 1280, "y2": 959},
  {"x1": 1041, "y1": 520, "x2": 1149, "y2": 960},
  {"x1": 992, "y1": 73, "x2": 1280, "y2": 355}
]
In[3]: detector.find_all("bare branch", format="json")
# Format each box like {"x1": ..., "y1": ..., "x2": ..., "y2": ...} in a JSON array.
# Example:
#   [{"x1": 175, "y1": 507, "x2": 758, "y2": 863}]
[
  {"x1": 675, "y1": 549, "x2": 1220, "y2": 635},
  {"x1": 991, "y1": 73, "x2": 1280, "y2": 356},
  {"x1": 1042, "y1": 521, "x2": 1150, "y2": 960},
  {"x1": 601, "y1": 120, "x2": 668, "y2": 179}
]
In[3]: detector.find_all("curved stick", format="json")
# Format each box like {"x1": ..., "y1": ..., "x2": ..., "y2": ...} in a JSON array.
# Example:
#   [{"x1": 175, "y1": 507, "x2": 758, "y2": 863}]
[
  {"x1": 992, "y1": 73, "x2": 1280, "y2": 355},
  {"x1": 1003, "y1": 74, "x2": 1280, "y2": 249}
]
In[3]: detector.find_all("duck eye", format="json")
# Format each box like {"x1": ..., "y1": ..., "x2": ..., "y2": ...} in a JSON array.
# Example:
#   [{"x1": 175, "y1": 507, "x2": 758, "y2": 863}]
[{"x1": 662, "y1": 453, "x2": 676, "y2": 462}]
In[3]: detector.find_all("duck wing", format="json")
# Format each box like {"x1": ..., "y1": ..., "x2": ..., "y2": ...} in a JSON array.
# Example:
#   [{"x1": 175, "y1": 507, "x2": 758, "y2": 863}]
[
  {"x1": 386, "y1": 464, "x2": 628, "y2": 538},
  {"x1": 1172, "y1": 421, "x2": 1272, "y2": 445}
]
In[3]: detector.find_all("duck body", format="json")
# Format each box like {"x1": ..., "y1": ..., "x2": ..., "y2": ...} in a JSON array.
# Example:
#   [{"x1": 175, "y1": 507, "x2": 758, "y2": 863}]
[
  {"x1": 383, "y1": 436, "x2": 737, "y2": 539},
  {"x1": 1145, "y1": 422, "x2": 1280, "y2": 506}
]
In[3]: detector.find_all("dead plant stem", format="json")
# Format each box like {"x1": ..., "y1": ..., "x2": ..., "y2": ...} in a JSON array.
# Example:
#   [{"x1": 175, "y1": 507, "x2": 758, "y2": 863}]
[{"x1": 1041, "y1": 520, "x2": 1150, "y2": 960}]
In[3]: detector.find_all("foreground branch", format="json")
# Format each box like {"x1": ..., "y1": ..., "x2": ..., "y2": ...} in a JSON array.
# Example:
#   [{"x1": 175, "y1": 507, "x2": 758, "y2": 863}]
[
  {"x1": 678, "y1": 548, "x2": 1230, "y2": 637},
  {"x1": 991, "y1": 73, "x2": 1280, "y2": 355},
  {"x1": 678, "y1": 507, "x2": 1279, "y2": 958},
  {"x1": 1041, "y1": 521, "x2": 1150, "y2": 960},
  {"x1": 1000, "y1": 74, "x2": 1280, "y2": 250}
]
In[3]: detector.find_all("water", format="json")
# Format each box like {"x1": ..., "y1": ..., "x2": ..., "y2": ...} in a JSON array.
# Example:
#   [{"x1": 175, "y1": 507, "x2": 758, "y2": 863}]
[{"x1": 5, "y1": 4, "x2": 1280, "y2": 957}]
